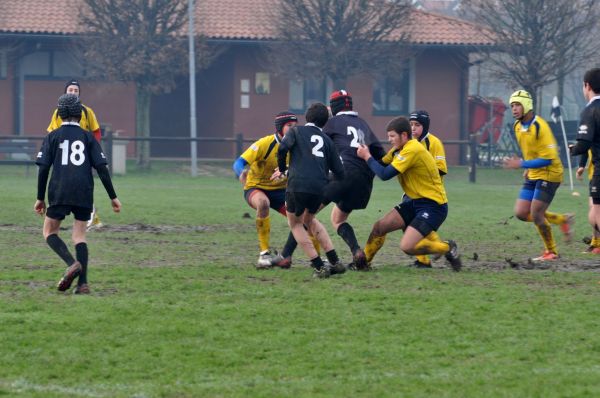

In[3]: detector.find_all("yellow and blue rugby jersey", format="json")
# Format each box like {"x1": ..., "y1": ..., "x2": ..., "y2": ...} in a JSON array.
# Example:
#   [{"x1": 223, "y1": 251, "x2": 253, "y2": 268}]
[
  {"x1": 513, "y1": 116, "x2": 563, "y2": 183},
  {"x1": 420, "y1": 132, "x2": 447, "y2": 175},
  {"x1": 387, "y1": 139, "x2": 447, "y2": 205},
  {"x1": 241, "y1": 134, "x2": 287, "y2": 191}
]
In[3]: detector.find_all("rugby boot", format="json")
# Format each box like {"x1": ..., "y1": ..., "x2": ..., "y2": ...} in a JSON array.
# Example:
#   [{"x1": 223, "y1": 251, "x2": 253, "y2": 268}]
[
  {"x1": 57, "y1": 261, "x2": 82, "y2": 291},
  {"x1": 312, "y1": 264, "x2": 331, "y2": 279},
  {"x1": 256, "y1": 250, "x2": 274, "y2": 269},
  {"x1": 412, "y1": 259, "x2": 432, "y2": 269},
  {"x1": 74, "y1": 283, "x2": 90, "y2": 295},
  {"x1": 532, "y1": 250, "x2": 559, "y2": 262},
  {"x1": 270, "y1": 254, "x2": 292, "y2": 269},
  {"x1": 444, "y1": 240, "x2": 462, "y2": 272},
  {"x1": 559, "y1": 213, "x2": 575, "y2": 243},
  {"x1": 329, "y1": 261, "x2": 347, "y2": 275},
  {"x1": 351, "y1": 248, "x2": 370, "y2": 271}
]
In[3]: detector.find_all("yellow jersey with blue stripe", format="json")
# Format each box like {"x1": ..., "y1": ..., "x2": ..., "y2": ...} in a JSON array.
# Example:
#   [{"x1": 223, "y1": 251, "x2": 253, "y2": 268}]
[
  {"x1": 240, "y1": 134, "x2": 287, "y2": 190},
  {"x1": 382, "y1": 139, "x2": 447, "y2": 205},
  {"x1": 513, "y1": 115, "x2": 563, "y2": 183},
  {"x1": 420, "y1": 132, "x2": 447, "y2": 175}
]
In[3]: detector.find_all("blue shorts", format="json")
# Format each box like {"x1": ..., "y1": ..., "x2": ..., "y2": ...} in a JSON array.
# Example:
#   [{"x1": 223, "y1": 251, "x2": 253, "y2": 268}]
[
  {"x1": 394, "y1": 198, "x2": 448, "y2": 236},
  {"x1": 244, "y1": 188, "x2": 286, "y2": 215},
  {"x1": 518, "y1": 179, "x2": 560, "y2": 204}
]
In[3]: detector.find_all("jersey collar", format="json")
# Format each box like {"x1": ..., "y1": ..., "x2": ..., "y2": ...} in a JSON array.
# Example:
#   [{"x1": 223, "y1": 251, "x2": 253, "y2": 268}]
[
  {"x1": 305, "y1": 123, "x2": 322, "y2": 131},
  {"x1": 418, "y1": 132, "x2": 430, "y2": 142},
  {"x1": 587, "y1": 95, "x2": 600, "y2": 106},
  {"x1": 336, "y1": 111, "x2": 358, "y2": 116},
  {"x1": 61, "y1": 121, "x2": 81, "y2": 126},
  {"x1": 273, "y1": 133, "x2": 282, "y2": 143}
]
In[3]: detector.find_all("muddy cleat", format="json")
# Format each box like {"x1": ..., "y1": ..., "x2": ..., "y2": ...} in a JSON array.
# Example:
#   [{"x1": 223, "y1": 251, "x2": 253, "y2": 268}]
[
  {"x1": 256, "y1": 250, "x2": 274, "y2": 269},
  {"x1": 74, "y1": 283, "x2": 90, "y2": 295},
  {"x1": 57, "y1": 261, "x2": 82, "y2": 291},
  {"x1": 329, "y1": 261, "x2": 347, "y2": 275},
  {"x1": 532, "y1": 250, "x2": 560, "y2": 262},
  {"x1": 583, "y1": 246, "x2": 600, "y2": 254},
  {"x1": 444, "y1": 240, "x2": 462, "y2": 272},
  {"x1": 312, "y1": 264, "x2": 331, "y2": 279},
  {"x1": 411, "y1": 260, "x2": 432, "y2": 269},
  {"x1": 270, "y1": 254, "x2": 292, "y2": 269},
  {"x1": 560, "y1": 213, "x2": 575, "y2": 243},
  {"x1": 351, "y1": 248, "x2": 369, "y2": 271},
  {"x1": 86, "y1": 208, "x2": 103, "y2": 231}
]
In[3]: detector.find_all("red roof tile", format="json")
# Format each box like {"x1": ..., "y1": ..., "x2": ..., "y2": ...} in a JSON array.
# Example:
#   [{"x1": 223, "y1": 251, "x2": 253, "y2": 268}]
[{"x1": 0, "y1": 0, "x2": 493, "y2": 46}]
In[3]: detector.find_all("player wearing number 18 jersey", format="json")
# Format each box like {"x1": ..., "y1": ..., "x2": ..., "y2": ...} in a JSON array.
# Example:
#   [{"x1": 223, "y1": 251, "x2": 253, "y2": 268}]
[
  {"x1": 276, "y1": 103, "x2": 345, "y2": 278},
  {"x1": 322, "y1": 90, "x2": 385, "y2": 270},
  {"x1": 34, "y1": 94, "x2": 121, "y2": 294}
]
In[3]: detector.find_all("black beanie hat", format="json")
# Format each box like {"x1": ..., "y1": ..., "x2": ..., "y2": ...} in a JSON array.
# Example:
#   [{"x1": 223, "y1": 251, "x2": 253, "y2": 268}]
[
  {"x1": 329, "y1": 89, "x2": 353, "y2": 115},
  {"x1": 64, "y1": 79, "x2": 80, "y2": 94},
  {"x1": 274, "y1": 111, "x2": 298, "y2": 134},
  {"x1": 409, "y1": 110, "x2": 430, "y2": 136}
]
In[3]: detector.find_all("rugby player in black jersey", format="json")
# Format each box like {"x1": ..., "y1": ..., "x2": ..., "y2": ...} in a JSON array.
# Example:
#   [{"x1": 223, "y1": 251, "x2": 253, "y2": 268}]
[{"x1": 34, "y1": 94, "x2": 121, "y2": 294}]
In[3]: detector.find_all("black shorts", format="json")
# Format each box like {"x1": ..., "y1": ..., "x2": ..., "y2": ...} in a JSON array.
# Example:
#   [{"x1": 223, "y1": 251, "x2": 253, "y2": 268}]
[
  {"x1": 394, "y1": 198, "x2": 448, "y2": 236},
  {"x1": 286, "y1": 192, "x2": 323, "y2": 217},
  {"x1": 323, "y1": 171, "x2": 373, "y2": 213},
  {"x1": 244, "y1": 188, "x2": 286, "y2": 215},
  {"x1": 46, "y1": 205, "x2": 92, "y2": 221},
  {"x1": 590, "y1": 175, "x2": 600, "y2": 204}
]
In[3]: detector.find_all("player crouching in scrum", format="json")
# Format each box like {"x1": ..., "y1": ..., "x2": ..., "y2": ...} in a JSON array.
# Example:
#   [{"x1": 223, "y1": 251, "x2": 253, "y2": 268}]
[
  {"x1": 34, "y1": 94, "x2": 121, "y2": 294},
  {"x1": 356, "y1": 116, "x2": 461, "y2": 271}
]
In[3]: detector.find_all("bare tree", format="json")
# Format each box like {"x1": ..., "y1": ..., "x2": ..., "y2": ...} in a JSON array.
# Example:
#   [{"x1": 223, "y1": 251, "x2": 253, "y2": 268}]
[
  {"x1": 78, "y1": 0, "x2": 215, "y2": 169},
  {"x1": 269, "y1": 0, "x2": 414, "y2": 89},
  {"x1": 461, "y1": 0, "x2": 600, "y2": 106}
]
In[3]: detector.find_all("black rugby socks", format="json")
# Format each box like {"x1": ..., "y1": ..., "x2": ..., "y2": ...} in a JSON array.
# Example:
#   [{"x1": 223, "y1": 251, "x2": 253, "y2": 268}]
[
  {"x1": 75, "y1": 242, "x2": 88, "y2": 285},
  {"x1": 46, "y1": 234, "x2": 76, "y2": 266},
  {"x1": 337, "y1": 222, "x2": 360, "y2": 254}
]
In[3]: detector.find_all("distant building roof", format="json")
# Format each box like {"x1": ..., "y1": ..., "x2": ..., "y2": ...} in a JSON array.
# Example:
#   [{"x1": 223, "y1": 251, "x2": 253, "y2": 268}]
[{"x1": 0, "y1": 0, "x2": 493, "y2": 46}]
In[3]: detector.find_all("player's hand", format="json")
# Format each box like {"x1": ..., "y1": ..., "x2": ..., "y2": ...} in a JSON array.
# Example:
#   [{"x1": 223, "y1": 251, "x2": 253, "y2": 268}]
[
  {"x1": 357, "y1": 144, "x2": 371, "y2": 161},
  {"x1": 576, "y1": 167, "x2": 585, "y2": 180},
  {"x1": 33, "y1": 200, "x2": 46, "y2": 216},
  {"x1": 503, "y1": 156, "x2": 522, "y2": 169},
  {"x1": 270, "y1": 168, "x2": 284, "y2": 181},
  {"x1": 111, "y1": 198, "x2": 122, "y2": 213},
  {"x1": 239, "y1": 169, "x2": 248, "y2": 185}
]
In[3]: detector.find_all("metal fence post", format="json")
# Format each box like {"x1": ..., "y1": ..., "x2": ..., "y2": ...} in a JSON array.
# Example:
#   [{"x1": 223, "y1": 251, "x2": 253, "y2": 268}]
[
  {"x1": 235, "y1": 133, "x2": 244, "y2": 157},
  {"x1": 469, "y1": 133, "x2": 477, "y2": 183},
  {"x1": 104, "y1": 129, "x2": 113, "y2": 176}
]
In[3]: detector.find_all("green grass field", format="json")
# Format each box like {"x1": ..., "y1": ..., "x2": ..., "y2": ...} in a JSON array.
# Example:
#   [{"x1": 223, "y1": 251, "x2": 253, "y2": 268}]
[{"x1": 2, "y1": 163, "x2": 600, "y2": 397}]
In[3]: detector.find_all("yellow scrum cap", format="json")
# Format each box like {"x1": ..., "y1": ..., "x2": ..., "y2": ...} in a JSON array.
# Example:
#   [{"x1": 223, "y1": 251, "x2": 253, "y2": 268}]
[{"x1": 509, "y1": 90, "x2": 533, "y2": 114}]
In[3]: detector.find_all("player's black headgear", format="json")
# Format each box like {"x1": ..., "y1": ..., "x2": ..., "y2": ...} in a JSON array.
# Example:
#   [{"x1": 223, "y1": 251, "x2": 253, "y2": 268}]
[
  {"x1": 329, "y1": 89, "x2": 353, "y2": 116},
  {"x1": 274, "y1": 111, "x2": 298, "y2": 135},
  {"x1": 409, "y1": 110, "x2": 430, "y2": 135},
  {"x1": 57, "y1": 94, "x2": 82, "y2": 120},
  {"x1": 64, "y1": 79, "x2": 81, "y2": 94}
]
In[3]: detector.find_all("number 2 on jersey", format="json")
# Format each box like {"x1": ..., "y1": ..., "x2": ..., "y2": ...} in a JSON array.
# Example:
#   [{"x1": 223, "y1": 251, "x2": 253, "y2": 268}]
[
  {"x1": 59, "y1": 140, "x2": 86, "y2": 166},
  {"x1": 311, "y1": 135, "x2": 324, "y2": 157},
  {"x1": 347, "y1": 126, "x2": 364, "y2": 148}
]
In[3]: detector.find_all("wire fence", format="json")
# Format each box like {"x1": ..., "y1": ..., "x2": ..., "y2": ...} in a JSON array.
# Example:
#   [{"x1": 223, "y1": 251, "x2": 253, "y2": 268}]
[{"x1": 0, "y1": 132, "x2": 485, "y2": 182}]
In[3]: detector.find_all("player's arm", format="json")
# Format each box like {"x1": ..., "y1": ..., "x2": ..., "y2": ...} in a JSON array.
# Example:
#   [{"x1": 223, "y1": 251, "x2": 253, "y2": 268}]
[
  {"x1": 570, "y1": 111, "x2": 595, "y2": 156},
  {"x1": 357, "y1": 144, "x2": 398, "y2": 180},
  {"x1": 96, "y1": 164, "x2": 121, "y2": 212},
  {"x1": 277, "y1": 129, "x2": 295, "y2": 174},
  {"x1": 34, "y1": 136, "x2": 52, "y2": 214},
  {"x1": 326, "y1": 138, "x2": 345, "y2": 180},
  {"x1": 232, "y1": 157, "x2": 249, "y2": 184},
  {"x1": 432, "y1": 139, "x2": 448, "y2": 176}
]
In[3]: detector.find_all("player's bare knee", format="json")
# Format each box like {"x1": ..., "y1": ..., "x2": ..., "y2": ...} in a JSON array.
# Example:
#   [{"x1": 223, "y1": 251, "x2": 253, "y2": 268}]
[
  {"x1": 515, "y1": 210, "x2": 529, "y2": 221},
  {"x1": 399, "y1": 241, "x2": 415, "y2": 254}
]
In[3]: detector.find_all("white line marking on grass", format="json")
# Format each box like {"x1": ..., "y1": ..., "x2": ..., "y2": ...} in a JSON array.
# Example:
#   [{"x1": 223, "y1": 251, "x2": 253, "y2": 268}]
[{"x1": 0, "y1": 378, "x2": 150, "y2": 398}]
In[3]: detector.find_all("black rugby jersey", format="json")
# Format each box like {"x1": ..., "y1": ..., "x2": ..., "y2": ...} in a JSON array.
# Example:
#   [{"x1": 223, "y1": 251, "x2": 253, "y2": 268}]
[
  {"x1": 278, "y1": 124, "x2": 345, "y2": 194},
  {"x1": 36, "y1": 124, "x2": 108, "y2": 208},
  {"x1": 323, "y1": 112, "x2": 385, "y2": 176},
  {"x1": 574, "y1": 97, "x2": 600, "y2": 176}
]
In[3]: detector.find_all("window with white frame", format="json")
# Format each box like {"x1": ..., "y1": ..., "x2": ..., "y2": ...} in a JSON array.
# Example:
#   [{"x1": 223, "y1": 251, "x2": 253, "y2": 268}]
[
  {"x1": 372, "y1": 62, "x2": 411, "y2": 115},
  {"x1": 289, "y1": 78, "x2": 333, "y2": 112}
]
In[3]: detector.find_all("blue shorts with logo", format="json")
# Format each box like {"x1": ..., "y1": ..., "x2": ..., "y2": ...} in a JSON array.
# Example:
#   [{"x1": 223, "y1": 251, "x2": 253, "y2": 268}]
[
  {"x1": 395, "y1": 197, "x2": 448, "y2": 236},
  {"x1": 244, "y1": 188, "x2": 286, "y2": 215},
  {"x1": 518, "y1": 179, "x2": 560, "y2": 204}
]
